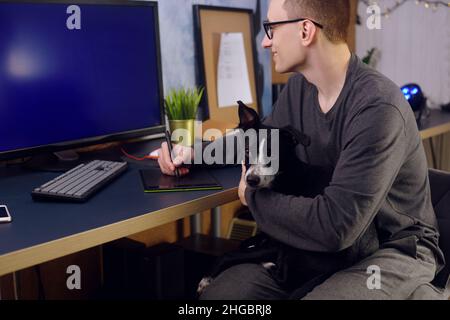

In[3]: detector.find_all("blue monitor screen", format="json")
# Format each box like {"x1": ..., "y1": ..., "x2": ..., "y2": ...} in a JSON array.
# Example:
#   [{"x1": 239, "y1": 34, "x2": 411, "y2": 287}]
[{"x1": 0, "y1": 1, "x2": 163, "y2": 156}]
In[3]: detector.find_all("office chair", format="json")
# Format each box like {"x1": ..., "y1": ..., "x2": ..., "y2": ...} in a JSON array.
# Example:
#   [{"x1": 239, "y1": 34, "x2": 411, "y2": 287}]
[
  {"x1": 289, "y1": 168, "x2": 450, "y2": 300},
  {"x1": 428, "y1": 169, "x2": 450, "y2": 296}
]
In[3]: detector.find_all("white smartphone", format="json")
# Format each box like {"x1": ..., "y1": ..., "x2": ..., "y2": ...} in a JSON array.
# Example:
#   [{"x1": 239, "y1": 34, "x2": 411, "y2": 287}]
[{"x1": 0, "y1": 205, "x2": 12, "y2": 223}]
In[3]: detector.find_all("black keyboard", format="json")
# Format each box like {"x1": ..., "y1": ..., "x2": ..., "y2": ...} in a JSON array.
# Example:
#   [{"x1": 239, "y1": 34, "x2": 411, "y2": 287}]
[{"x1": 32, "y1": 160, "x2": 128, "y2": 202}]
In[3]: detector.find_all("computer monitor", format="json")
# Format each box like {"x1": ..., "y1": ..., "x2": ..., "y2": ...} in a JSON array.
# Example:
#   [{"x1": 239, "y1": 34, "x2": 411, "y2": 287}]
[{"x1": 0, "y1": 0, "x2": 165, "y2": 161}]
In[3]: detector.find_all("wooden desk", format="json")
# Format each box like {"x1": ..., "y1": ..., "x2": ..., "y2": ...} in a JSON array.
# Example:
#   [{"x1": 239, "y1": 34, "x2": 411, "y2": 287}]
[
  {"x1": 0, "y1": 140, "x2": 240, "y2": 277},
  {"x1": 420, "y1": 109, "x2": 450, "y2": 140},
  {"x1": 419, "y1": 109, "x2": 450, "y2": 170}
]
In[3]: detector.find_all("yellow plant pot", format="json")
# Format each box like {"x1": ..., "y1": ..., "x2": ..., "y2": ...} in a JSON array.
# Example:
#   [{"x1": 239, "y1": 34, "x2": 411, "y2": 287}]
[{"x1": 169, "y1": 119, "x2": 195, "y2": 147}]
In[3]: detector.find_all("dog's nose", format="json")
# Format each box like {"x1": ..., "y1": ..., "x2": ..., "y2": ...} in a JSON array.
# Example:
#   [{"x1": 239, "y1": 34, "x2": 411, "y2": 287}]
[{"x1": 246, "y1": 174, "x2": 261, "y2": 187}]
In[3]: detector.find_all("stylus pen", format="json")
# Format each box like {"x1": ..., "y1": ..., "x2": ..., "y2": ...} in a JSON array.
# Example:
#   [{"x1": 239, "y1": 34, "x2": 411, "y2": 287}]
[{"x1": 165, "y1": 130, "x2": 180, "y2": 178}]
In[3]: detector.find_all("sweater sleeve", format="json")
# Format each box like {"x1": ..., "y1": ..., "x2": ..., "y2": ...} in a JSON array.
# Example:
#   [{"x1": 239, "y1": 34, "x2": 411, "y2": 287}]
[{"x1": 245, "y1": 104, "x2": 408, "y2": 252}]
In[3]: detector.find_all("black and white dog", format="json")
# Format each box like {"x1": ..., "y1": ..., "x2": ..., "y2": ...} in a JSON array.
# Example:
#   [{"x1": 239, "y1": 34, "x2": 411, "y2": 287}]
[
  {"x1": 236, "y1": 101, "x2": 333, "y2": 198},
  {"x1": 197, "y1": 102, "x2": 378, "y2": 296}
]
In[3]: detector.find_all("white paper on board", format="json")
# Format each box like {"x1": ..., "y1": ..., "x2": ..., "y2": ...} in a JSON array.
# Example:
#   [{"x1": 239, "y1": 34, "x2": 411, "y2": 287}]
[{"x1": 217, "y1": 32, "x2": 253, "y2": 108}]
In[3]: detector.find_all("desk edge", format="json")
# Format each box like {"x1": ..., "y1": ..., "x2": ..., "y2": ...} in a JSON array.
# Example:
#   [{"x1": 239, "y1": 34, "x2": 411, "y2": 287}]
[{"x1": 0, "y1": 188, "x2": 238, "y2": 276}]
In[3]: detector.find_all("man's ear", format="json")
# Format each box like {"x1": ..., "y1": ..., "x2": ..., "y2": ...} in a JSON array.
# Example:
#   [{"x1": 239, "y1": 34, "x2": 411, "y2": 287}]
[
  {"x1": 300, "y1": 20, "x2": 317, "y2": 46},
  {"x1": 237, "y1": 101, "x2": 260, "y2": 129}
]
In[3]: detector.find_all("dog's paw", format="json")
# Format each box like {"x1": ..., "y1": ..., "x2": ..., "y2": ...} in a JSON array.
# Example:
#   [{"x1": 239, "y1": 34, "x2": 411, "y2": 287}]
[{"x1": 197, "y1": 277, "x2": 213, "y2": 296}]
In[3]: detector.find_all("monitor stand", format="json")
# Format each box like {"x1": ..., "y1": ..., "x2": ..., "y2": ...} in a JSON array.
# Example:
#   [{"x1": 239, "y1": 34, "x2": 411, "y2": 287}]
[
  {"x1": 23, "y1": 145, "x2": 124, "y2": 172},
  {"x1": 24, "y1": 152, "x2": 82, "y2": 172},
  {"x1": 54, "y1": 150, "x2": 80, "y2": 162}
]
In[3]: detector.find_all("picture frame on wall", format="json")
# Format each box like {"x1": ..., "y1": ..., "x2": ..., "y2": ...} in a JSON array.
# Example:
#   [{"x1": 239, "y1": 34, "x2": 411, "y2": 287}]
[{"x1": 193, "y1": 5, "x2": 261, "y2": 133}]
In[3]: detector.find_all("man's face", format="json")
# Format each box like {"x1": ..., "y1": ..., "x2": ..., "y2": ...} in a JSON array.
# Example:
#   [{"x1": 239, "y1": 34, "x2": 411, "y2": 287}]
[{"x1": 262, "y1": 0, "x2": 305, "y2": 73}]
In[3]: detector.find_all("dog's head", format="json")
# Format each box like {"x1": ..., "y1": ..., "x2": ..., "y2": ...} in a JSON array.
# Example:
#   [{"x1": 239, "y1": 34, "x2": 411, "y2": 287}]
[{"x1": 236, "y1": 101, "x2": 310, "y2": 189}]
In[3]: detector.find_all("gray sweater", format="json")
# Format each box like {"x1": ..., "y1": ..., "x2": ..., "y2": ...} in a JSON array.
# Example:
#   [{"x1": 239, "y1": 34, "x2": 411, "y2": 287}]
[{"x1": 245, "y1": 54, "x2": 444, "y2": 272}]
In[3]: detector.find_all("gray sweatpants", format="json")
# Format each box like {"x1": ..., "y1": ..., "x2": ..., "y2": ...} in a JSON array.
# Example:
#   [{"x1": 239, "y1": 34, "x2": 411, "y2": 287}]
[{"x1": 199, "y1": 244, "x2": 446, "y2": 300}]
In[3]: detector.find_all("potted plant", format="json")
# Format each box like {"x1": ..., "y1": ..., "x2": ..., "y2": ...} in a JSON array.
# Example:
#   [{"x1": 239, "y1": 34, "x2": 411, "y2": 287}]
[{"x1": 164, "y1": 86, "x2": 204, "y2": 146}]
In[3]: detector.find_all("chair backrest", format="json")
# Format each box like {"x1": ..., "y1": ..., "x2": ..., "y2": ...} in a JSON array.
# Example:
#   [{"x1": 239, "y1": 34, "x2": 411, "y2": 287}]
[{"x1": 429, "y1": 169, "x2": 450, "y2": 288}]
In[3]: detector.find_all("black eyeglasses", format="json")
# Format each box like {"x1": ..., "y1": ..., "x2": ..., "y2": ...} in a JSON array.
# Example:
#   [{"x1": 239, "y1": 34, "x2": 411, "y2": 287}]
[{"x1": 263, "y1": 18, "x2": 324, "y2": 40}]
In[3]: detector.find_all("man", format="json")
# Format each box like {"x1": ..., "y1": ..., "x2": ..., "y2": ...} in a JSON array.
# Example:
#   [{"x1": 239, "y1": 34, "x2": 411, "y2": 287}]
[{"x1": 158, "y1": 0, "x2": 445, "y2": 299}]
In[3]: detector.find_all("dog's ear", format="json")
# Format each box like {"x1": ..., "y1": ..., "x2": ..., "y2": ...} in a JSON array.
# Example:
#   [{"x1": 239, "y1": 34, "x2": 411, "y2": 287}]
[
  {"x1": 282, "y1": 126, "x2": 311, "y2": 147},
  {"x1": 237, "y1": 101, "x2": 260, "y2": 129}
]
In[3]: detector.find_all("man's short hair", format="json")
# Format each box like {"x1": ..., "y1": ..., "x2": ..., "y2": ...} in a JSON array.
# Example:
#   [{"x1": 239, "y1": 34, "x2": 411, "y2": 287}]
[{"x1": 283, "y1": 0, "x2": 350, "y2": 43}]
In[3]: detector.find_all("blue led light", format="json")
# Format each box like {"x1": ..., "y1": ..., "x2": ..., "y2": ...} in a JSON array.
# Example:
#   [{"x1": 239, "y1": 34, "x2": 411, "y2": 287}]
[{"x1": 402, "y1": 83, "x2": 425, "y2": 115}]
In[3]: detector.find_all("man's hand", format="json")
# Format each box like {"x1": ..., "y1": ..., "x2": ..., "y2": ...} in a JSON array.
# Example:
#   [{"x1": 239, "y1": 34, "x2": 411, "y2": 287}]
[
  {"x1": 157, "y1": 142, "x2": 193, "y2": 176},
  {"x1": 239, "y1": 162, "x2": 248, "y2": 206}
]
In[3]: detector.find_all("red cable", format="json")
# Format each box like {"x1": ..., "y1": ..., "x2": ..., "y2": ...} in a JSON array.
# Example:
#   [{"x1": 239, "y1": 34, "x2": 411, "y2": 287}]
[{"x1": 120, "y1": 147, "x2": 158, "y2": 161}]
